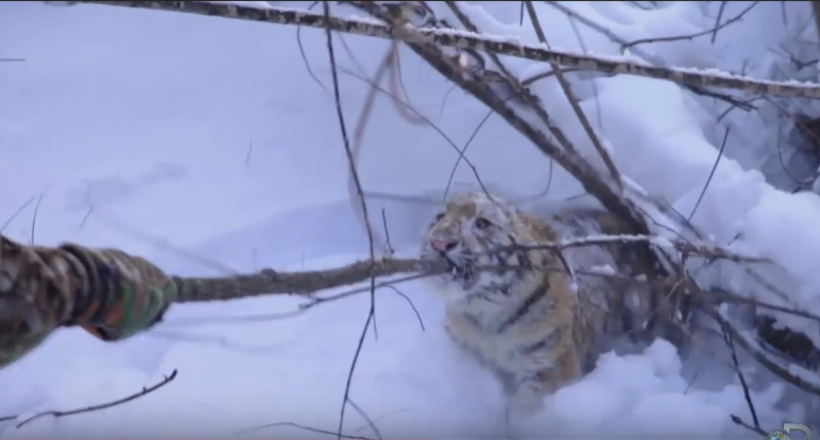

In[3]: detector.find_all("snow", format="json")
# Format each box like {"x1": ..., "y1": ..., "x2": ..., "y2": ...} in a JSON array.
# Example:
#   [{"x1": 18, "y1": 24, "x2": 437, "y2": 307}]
[{"x1": 0, "y1": 0, "x2": 816, "y2": 438}]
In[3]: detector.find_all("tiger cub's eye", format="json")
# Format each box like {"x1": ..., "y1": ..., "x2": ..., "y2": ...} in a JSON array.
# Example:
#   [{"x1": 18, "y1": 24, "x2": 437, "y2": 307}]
[{"x1": 475, "y1": 217, "x2": 492, "y2": 229}]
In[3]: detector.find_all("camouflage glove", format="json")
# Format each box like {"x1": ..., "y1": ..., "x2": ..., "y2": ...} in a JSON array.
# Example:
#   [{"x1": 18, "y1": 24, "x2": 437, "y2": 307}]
[
  {"x1": 0, "y1": 236, "x2": 176, "y2": 370},
  {"x1": 59, "y1": 243, "x2": 177, "y2": 341}
]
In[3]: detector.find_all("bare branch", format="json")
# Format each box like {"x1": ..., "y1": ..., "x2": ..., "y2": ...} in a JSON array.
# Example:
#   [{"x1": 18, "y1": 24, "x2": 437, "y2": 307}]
[
  {"x1": 524, "y1": 1, "x2": 621, "y2": 185},
  {"x1": 731, "y1": 415, "x2": 767, "y2": 436},
  {"x1": 15, "y1": 370, "x2": 177, "y2": 429},
  {"x1": 711, "y1": 2, "x2": 727, "y2": 44},
  {"x1": 717, "y1": 315, "x2": 761, "y2": 431},
  {"x1": 1, "y1": 196, "x2": 35, "y2": 234},
  {"x1": 487, "y1": 233, "x2": 768, "y2": 265},
  {"x1": 620, "y1": 1, "x2": 759, "y2": 51},
  {"x1": 29, "y1": 190, "x2": 46, "y2": 246},
  {"x1": 347, "y1": 399, "x2": 382, "y2": 440},
  {"x1": 291, "y1": 0, "x2": 326, "y2": 90},
  {"x1": 57, "y1": 1, "x2": 820, "y2": 99},
  {"x1": 320, "y1": 2, "x2": 379, "y2": 437},
  {"x1": 710, "y1": 288, "x2": 820, "y2": 324},
  {"x1": 383, "y1": 284, "x2": 425, "y2": 330},
  {"x1": 443, "y1": 0, "x2": 582, "y2": 160},
  {"x1": 543, "y1": 0, "x2": 764, "y2": 110},
  {"x1": 339, "y1": 67, "x2": 494, "y2": 198},
  {"x1": 707, "y1": 306, "x2": 820, "y2": 396},
  {"x1": 236, "y1": 421, "x2": 372, "y2": 439},
  {"x1": 687, "y1": 126, "x2": 730, "y2": 222},
  {"x1": 380, "y1": 209, "x2": 394, "y2": 256},
  {"x1": 443, "y1": 107, "x2": 494, "y2": 201},
  {"x1": 348, "y1": 47, "x2": 393, "y2": 254}
]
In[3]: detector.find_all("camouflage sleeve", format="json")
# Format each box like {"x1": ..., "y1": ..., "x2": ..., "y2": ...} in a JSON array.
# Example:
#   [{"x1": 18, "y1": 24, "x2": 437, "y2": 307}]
[{"x1": 0, "y1": 235, "x2": 177, "y2": 370}]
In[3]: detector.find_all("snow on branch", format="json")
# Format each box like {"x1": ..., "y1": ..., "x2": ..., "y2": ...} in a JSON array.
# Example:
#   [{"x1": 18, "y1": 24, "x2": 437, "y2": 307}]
[
  {"x1": 58, "y1": 0, "x2": 820, "y2": 99},
  {"x1": 487, "y1": 233, "x2": 768, "y2": 265},
  {"x1": 114, "y1": 236, "x2": 767, "y2": 303}
]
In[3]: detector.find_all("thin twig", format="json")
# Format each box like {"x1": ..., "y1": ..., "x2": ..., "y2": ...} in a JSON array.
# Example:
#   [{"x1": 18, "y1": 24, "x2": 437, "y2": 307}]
[
  {"x1": 488, "y1": 233, "x2": 766, "y2": 265},
  {"x1": 710, "y1": 288, "x2": 820, "y2": 324},
  {"x1": 717, "y1": 316, "x2": 761, "y2": 430},
  {"x1": 621, "y1": 1, "x2": 760, "y2": 51},
  {"x1": 348, "y1": 399, "x2": 382, "y2": 440},
  {"x1": 236, "y1": 421, "x2": 372, "y2": 439},
  {"x1": 339, "y1": 67, "x2": 493, "y2": 197},
  {"x1": 520, "y1": 67, "x2": 585, "y2": 86},
  {"x1": 524, "y1": 1, "x2": 621, "y2": 185},
  {"x1": 1, "y1": 196, "x2": 35, "y2": 234},
  {"x1": 165, "y1": 272, "x2": 436, "y2": 329},
  {"x1": 29, "y1": 190, "x2": 47, "y2": 246},
  {"x1": 383, "y1": 284, "x2": 425, "y2": 330},
  {"x1": 708, "y1": 306, "x2": 820, "y2": 396},
  {"x1": 388, "y1": 45, "x2": 424, "y2": 124},
  {"x1": 16, "y1": 370, "x2": 178, "y2": 429},
  {"x1": 711, "y1": 2, "x2": 727, "y2": 44},
  {"x1": 565, "y1": 15, "x2": 604, "y2": 133},
  {"x1": 79, "y1": 206, "x2": 94, "y2": 229},
  {"x1": 543, "y1": 0, "x2": 763, "y2": 112},
  {"x1": 92, "y1": 210, "x2": 238, "y2": 276},
  {"x1": 245, "y1": 139, "x2": 254, "y2": 166},
  {"x1": 293, "y1": 0, "x2": 327, "y2": 90},
  {"x1": 780, "y1": 1, "x2": 788, "y2": 27},
  {"x1": 688, "y1": 126, "x2": 730, "y2": 222},
  {"x1": 321, "y1": 3, "x2": 378, "y2": 438},
  {"x1": 348, "y1": 46, "x2": 393, "y2": 253},
  {"x1": 442, "y1": 1, "x2": 587, "y2": 209},
  {"x1": 443, "y1": 0, "x2": 583, "y2": 163},
  {"x1": 716, "y1": 96, "x2": 763, "y2": 122},
  {"x1": 354, "y1": 409, "x2": 411, "y2": 433},
  {"x1": 443, "y1": 107, "x2": 494, "y2": 201},
  {"x1": 380, "y1": 209, "x2": 394, "y2": 256},
  {"x1": 149, "y1": 330, "x2": 304, "y2": 354},
  {"x1": 731, "y1": 415, "x2": 767, "y2": 436},
  {"x1": 299, "y1": 273, "x2": 434, "y2": 312},
  {"x1": 363, "y1": 191, "x2": 440, "y2": 205},
  {"x1": 683, "y1": 370, "x2": 700, "y2": 394}
]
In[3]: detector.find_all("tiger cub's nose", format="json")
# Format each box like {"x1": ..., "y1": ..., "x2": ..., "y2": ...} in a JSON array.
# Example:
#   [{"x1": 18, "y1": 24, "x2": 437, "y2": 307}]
[{"x1": 431, "y1": 239, "x2": 458, "y2": 252}]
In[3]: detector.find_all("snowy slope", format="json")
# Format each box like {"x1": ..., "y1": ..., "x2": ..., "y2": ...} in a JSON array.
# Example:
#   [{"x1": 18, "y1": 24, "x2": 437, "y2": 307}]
[{"x1": 0, "y1": 1, "x2": 815, "y2": 438}]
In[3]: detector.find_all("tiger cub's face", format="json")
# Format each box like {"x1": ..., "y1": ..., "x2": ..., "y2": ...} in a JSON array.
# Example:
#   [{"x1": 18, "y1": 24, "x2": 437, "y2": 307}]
[{"x1": 420, "y1": 192, "x2": 537, "y2": 304}]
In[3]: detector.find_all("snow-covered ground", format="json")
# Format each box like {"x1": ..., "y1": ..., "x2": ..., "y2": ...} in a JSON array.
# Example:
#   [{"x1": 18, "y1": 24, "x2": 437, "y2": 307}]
[{"x1": 1, "y1": 1, "x2": 818, "y2": 438}]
